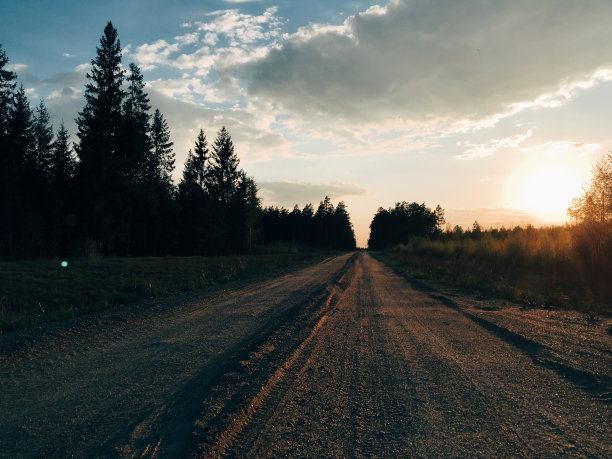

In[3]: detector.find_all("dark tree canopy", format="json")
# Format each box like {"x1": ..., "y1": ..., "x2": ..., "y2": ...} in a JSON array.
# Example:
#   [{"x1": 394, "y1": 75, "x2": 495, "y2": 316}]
[
  {"x1": 368, "y1": 202, "x2": 444, "y2": 250},
  {"x1": 260, "y1": 197, "x2": 356, "y2": 251}
]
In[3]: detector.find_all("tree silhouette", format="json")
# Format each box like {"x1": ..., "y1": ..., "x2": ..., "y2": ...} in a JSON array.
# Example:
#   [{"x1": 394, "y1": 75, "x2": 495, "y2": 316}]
[
  {"x1": 75, "y1": 21, "x2": 125, "y2": 254},
  {"x1": 207, "y1": 126, "x2": 239, "y2": 204},
  {"x1": 0, "y1": 43, "x2": 17, "y2": 149},
  {"x1": 368, "y1": 202, "x2": 443, "y2": 250},
  {"x1": 260, "y1": 198, "x2": 356, "y2": 250},
  {"x1": 32, "y1": 100, "x2": 54, "y2": 182},
  {"x1": 48, "y1": 122, "x2": 77, "y2": 256},
  {"x1": 149, "y1": 108, "x2": 174, "y2": 191}
]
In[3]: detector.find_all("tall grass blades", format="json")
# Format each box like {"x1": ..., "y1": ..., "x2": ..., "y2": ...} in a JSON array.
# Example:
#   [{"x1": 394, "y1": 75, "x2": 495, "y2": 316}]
[{"x1": 380, "y1": 225, "x2": 610, "y2": 312}]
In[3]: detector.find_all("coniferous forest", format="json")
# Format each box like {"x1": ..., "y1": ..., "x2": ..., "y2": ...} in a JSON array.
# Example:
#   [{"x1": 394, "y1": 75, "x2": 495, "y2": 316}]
[{"x1": 0, "y1": 23, "x2": 356, "y2": 260}]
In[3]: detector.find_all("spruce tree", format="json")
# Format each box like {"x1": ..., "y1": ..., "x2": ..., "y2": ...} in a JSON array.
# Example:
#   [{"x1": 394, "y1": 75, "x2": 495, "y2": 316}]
[
  {"x1": 48, "y1": 122, "x2": 76, "y2": 256},
  {"x1": 7, "y1": 86, "x2": 33, "y2": 173},
  {"x1": 74, "y1": 21, "x2": 125, "y2": 253},
  {"x1": 0, "y1": 43, "x2": 17, "y2": 146},
  {"x1": 51, "y1": 122, "x2": 75, "y2": 189},
  {"x1": 192, "y1": 129, "x2": 208, "y2": 189},
  {"x1": 121, "y1": 63, "x2": 150, "y2": 182},
  {"x1": 5, "y1": 86, "x2": 37, "y2": 258},
  {"x1": 32, "y1": 100, "x2": 54, "y2": 182},
  {"x1": 149, "y1": 108, "x2": 174, "y2": 191},
  {"x1": 0, "y1": 46, "x2": 18, "y2": 258},
  {"x1": 207, "y1": 126, "x2": 239, "y2": 204}
]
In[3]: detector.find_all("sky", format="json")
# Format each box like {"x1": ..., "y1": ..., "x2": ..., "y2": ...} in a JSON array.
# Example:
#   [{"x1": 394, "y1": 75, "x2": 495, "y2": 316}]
[{"x1": 2, "y1": 0, "x2": 612, "y2": 247}]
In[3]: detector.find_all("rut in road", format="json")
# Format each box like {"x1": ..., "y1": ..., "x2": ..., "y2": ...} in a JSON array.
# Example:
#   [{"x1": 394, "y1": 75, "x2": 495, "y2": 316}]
[
  {"x1": 195, "y1": 252, "x2": 610, "y2": 458},
  {"x1": 1, "y1": 252, "x2": 610, "y2": 457}
]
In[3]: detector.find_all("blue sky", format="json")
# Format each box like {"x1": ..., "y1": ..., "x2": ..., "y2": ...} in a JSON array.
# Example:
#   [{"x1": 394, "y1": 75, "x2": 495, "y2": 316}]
[{"x1": 3, "y1": 0, "x2": 612, "y2": 246}]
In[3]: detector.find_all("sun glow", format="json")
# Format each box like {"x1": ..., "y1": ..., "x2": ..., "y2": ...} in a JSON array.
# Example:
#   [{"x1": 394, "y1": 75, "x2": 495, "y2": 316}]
[{"x1": 519, "y1": 167, "x2": 582, "y2": 219}]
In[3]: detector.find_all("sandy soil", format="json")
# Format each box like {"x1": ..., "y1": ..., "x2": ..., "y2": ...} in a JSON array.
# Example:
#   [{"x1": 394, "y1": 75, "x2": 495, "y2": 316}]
[{"x1": 1, "y1": 253, "x2": 610, "y2": 457}]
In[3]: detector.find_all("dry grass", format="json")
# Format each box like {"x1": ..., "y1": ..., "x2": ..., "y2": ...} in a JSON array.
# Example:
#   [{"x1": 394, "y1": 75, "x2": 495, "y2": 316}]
[{"x1": 376, "y1": 226, "x2": 611, "y2": 313}]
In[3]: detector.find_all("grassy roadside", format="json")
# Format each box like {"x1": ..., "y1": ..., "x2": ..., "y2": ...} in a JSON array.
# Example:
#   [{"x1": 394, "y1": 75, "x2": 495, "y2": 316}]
[
  {"x1": 372, "y1": 249, "x2": 610, "y2": 314},
  {"x1": 0, "y1": 252, "x2": 334, "y2": 333}
]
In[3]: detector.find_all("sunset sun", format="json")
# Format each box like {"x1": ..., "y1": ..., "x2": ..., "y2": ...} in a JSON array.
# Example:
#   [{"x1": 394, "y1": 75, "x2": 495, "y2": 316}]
[{"x1": 520, "y1": 167, "x2": 582, "y2": 217}]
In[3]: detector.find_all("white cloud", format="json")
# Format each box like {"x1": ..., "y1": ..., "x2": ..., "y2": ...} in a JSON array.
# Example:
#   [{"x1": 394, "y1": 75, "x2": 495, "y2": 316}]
[
  {"x1": 174, "y1": 32, "x2": 199, "y2": 46},
  {"x1": 196, "y1": 7, "x2": 283, "y2": 46},
  {"x1": 7, "y1": 63, "x2": 29, "y2": 72},
  {"x1": 245, "y1": 0, "x2": 612, "y2": 127},
  {"x1": 457, "y1": 130, "x2": 533, "y2": 160},
  {"x1": 132, "y1": 39, "x2": 179, "y2": 71}
]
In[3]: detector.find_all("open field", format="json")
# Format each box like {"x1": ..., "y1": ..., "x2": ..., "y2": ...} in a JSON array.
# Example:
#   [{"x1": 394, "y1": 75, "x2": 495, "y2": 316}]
[
  {"x1": 374, "y1": 230, "x2": 612, "y2": 313},
  {"x1": 0, "y1": 252, "x2": 331, "y2": 333},
  {"x1": 1, "y1": 252, "x2": 610, "y2": 457}
]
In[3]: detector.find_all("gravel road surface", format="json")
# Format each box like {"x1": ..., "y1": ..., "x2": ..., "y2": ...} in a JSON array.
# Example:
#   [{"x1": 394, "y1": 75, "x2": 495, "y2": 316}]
[{"x1": 1, "y1": 252, "x2": 610, "y2": 457}]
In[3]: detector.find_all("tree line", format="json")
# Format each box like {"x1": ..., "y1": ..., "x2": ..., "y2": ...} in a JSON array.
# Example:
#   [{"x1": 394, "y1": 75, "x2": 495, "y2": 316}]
[
  {"x1": 0, "y1": 23, "x2": 356, "y2": 259},
  {"x1": 368, "y1": 202, "x2": 445, "y2": 250},
  {"x1": 261, "y1": 197, "x2": 356, "y2": 251}
]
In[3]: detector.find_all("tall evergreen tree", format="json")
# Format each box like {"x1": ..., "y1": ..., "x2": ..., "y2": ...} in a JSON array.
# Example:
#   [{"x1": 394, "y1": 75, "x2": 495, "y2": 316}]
[
  {"x1": 50, "y1": 122, "x2": 75, "y2": 189},
  {"x1": 117, "y1": 63, "x2": 152, "y2": 254},
  {"x1": 0, "y1": 45, "x2": 18, "y2": 258},
  {"x1": 191, "y1": 129, "x2": 208, "y2": 189},
  {"x1": 176, "y1": 130, "x2": 217, "y2": 254},
  {"x1": 7, "y1": 86, "x2": 33, "y2": 173},
  {"x1": 142, "y1": 108, "x2": 176, "y2": 255},
  {"x1": 48, "y1": 122, "x2": 77, "y2": 256},
  {"x1": 74, "y1": 21, "x2": 125, "y2": 254},
  {"x1": 5, "y1": 86, "x2": 37, "y2": 258},
  {"x1": 0, "y1": 43, "x2": 17, "y2": 149},
  {"x1": 149, "y1": 108, "x2": 174, "y2": 191},
  {"x1": 207, "y1": 126, "x2": 239, "y2": 204},
  {"x1": 121, "y1": 63, "x2": 150, "y2": 182},
  {"x1": 32, "y1": 99, "x2": 54, "y2": 181}
]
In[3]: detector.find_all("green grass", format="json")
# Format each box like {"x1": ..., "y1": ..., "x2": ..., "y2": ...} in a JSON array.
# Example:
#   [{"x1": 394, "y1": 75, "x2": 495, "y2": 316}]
[{"x1": 0, "y1": 252, "x2": 332, "y2": 333}]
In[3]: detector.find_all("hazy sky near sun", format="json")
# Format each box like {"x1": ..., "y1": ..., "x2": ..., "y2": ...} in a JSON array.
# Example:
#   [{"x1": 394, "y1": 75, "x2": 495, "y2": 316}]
[{"x1": 3, "y1": 0, "x2": 612, "y2": 246}]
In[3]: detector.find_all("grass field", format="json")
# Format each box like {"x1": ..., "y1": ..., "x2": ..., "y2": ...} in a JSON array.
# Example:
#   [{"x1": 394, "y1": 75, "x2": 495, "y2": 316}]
[
  {"x1": 374, "y1": 228, "x2": 611, "y2": 314},
  {"x1": 0, "y1": 252, "x2": 332, "y2": 333}
]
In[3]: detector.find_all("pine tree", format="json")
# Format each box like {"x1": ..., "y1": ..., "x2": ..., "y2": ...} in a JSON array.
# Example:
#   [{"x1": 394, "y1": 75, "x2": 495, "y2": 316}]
[
  {"x1": 207, "y1": 126, "x2": 239, "y2": 204},
  {"x1": 121, "y1": 63, "x2": 150, "y2": 182},
  {"x1": 5, "y1": 86, "x2": 38, "y2": 258},
  {"x1": 0, "y1": 45, "x2": 18, "y2": 258},
  {"x1": 333, "y1": 201, "x2": 356, "y2": 250},
  {"x1": 0, "y1": 43, "x2": 17, "y2": 145},
  {"x1": 191, "y1": 129, "x2": 208, "y2": 189},
  {"x1": 7, "y1": 86, "x2": 33, "y2": 173},
  {"x1": 149, "y1": 108, "x2": 174, "y2": 191},
  {"x1": 50, "y1": 122, "x2": 75, "y2": 190},
  {"x1": 74, "y1": 21, "x2": 125, "y2": 253},
  {"x1": 32, "y1": 100, "x2": 54, "y2": 182},
  {"x1": 48, "y1": 122, "x2": 76, "y2": 256}
]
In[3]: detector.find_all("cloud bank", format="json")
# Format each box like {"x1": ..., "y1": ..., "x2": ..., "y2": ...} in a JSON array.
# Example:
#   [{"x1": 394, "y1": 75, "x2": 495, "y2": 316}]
[{"x1": 245, "y1": 0, "x2": 612, "y2": 125}]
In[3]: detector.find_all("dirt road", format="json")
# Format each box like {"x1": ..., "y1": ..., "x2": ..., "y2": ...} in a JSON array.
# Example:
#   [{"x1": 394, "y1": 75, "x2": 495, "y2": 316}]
[{"x1": 1, "y1": 252, "x2": 610, "y2": 457}]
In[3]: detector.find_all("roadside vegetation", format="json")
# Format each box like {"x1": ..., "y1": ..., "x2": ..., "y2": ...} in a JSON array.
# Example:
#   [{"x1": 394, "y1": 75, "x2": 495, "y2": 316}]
[
  {"x1": 370, "y1": 155, "x2": 612, "y2": 313},
  {"x1": 0, "y1": 251, "x2": 334, "y2": 333}
]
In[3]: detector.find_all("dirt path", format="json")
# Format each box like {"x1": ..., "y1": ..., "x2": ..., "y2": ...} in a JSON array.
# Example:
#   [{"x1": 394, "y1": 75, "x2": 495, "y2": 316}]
[{"x1": 1, "y1": 253, "x2": 610, "y2": 457}]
